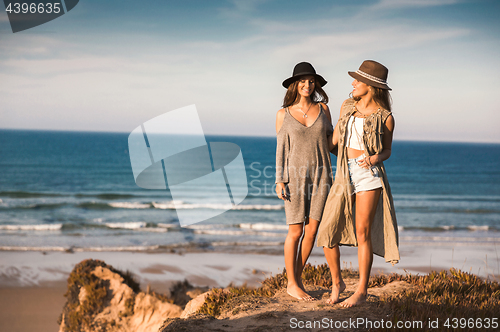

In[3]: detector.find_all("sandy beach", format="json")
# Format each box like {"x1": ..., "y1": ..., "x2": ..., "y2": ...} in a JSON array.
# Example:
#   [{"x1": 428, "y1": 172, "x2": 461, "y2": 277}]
[{"x1": 1, "y1": 243, "x2": 498, "y2": 332}]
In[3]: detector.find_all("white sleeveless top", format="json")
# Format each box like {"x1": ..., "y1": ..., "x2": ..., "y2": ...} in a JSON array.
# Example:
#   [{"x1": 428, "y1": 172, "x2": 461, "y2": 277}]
[{"x1": 346, "y1": 115, "x2": 365, "y2": 150}]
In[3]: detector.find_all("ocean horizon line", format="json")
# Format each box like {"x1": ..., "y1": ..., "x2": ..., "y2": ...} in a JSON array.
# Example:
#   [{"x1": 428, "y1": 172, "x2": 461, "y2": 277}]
[{"x1": 1, "y1": 127, "x2": 499, "y2": 146}]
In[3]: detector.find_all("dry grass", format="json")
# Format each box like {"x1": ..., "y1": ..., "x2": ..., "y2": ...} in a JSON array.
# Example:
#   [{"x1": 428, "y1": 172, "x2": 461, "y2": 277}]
[
  {"x1": 198, "y1": 263, "x2": 500, "y2": 329},
  {"x1": 376, "y1": 268, "x2": 500, "y2": 331},
  {"x1": 60, "y1": 259, "x2": 499, "y2": 332},
  {"x1": 168, "y1": 279, "x2": 208, "y2": 306},
  {"x1": 198, "y1": 263, "x2": 357, "y2": 317}
]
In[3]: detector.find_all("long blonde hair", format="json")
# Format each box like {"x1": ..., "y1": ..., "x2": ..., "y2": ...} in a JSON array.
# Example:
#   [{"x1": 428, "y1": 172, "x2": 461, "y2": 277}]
[{"x1": 353, "y1": 87, "x2": 392, "y2": 112}]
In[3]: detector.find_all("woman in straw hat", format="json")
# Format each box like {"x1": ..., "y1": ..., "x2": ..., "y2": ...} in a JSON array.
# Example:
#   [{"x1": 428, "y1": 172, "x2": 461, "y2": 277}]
[
  {"x1": 276, "y1": 62, "x2": 334, "y2": 301},
  {"x1": 317, "y1": 60, "x2": 399, "y2": 307}
]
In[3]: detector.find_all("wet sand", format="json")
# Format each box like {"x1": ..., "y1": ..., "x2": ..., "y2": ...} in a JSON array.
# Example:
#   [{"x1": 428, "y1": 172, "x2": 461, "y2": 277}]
[{"x1": 0, "y1": 282, "x2": 67, "y2": 332}]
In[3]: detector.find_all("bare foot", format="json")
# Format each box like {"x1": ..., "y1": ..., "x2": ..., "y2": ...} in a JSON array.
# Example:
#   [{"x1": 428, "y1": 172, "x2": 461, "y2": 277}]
[
  {"x1": 297, "y1": 278, "x2": 306, "y2": 292},
  {"x1": 340, "y1": 291, "x2": 367, "y2": 308},
  {"x1": 325, "y1": 281, "x2": 346, "y2": 304},
  {"x1": 287, "y1": 284, "x2": 314, "y2": 301}
]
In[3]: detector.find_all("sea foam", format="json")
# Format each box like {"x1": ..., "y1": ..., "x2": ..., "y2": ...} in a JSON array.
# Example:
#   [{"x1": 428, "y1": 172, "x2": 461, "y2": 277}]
[
  {"x1": 240, "y1": 223, "x2": 288, "y2": 230},
  {"x1": 108, "y1": 202, "x2": 151, "y2": 209},
  {"x1": 105, "y1": 222, "x2": 147, "y2": 229},
  {"x1": 152, "y1": 201, "x2": 283, "y2": 210},
  {"x1": 0, "y1": 224, "x2": 63, "y2": 231}
]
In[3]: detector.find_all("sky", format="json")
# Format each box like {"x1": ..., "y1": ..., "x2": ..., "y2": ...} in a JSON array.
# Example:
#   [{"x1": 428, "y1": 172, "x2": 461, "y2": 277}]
[{"x1": 0, "y1": 0, "x2": 499, "y2": 143}]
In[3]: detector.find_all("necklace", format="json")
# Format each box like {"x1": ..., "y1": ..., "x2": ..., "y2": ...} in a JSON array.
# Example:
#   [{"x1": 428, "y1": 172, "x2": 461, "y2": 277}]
[
  {"x1": 354, "y1": 105, "x2": 379, "y2": 118},
  {"x1": 296, "y1": 102, "x2": 313, "y2": 118}
]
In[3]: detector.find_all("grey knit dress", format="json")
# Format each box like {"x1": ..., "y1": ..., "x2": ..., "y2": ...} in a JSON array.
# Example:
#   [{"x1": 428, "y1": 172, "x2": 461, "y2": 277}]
[{"x1": 276, "y1": 104, "x2": 334, "y2": 225}]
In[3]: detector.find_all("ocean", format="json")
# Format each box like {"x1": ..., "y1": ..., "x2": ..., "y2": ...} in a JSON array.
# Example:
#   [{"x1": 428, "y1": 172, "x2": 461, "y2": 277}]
[{"x1": 0, "y1": 129, "x2": 499, "y2": 253}]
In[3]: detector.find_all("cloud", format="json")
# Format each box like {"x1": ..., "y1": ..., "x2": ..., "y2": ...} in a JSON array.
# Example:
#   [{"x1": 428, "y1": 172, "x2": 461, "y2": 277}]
[
  {"x1": 0, "y1": 20, "x2": 472, "y2": 135},
  {"x1": 239, "y1": 14, "x2": 470, "y2": 66},
  {"x1": 0, "y1": 33, "x2": 80, "y2": 60},
  {"x1": 371, "y1": 0, "x2": 461, "y2": 10},
  {"x1": 217, "y1": 0, "x2": 270, "y2": 20},
  {"x1": 1, "y1": 1, "x2": 498, "y2": 142},
  {"x1": 226, "y1": 0, "x2": 269, "y2": 12}
]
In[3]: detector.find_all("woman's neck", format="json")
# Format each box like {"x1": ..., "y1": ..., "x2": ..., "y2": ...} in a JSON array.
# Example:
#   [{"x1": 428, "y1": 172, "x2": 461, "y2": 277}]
[
  {"x1": 294, "y1": 96, "x2": 313, "y2": 108},
  {"x1": 355, "y1": 96, "x2": 378, "y2": 113}
]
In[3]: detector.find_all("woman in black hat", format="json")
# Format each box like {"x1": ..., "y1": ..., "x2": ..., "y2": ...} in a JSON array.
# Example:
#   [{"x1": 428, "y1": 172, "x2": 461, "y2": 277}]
[
  {"x1": 276, "y1": 62, "x2": 334, "y2": 301},
  {"x1": 317, "y1": 60, "x2": 399, "y2": 307}
]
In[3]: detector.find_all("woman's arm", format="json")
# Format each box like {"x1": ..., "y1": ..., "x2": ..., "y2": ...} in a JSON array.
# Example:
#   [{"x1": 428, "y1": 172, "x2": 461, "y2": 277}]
[
  {"x1": 321, "y1": 102, "x2": 333, "y2": 123},
  {"x1": 363, "y1": 114, "x2": 395, "y2": 167},
  {"x1": 275, "y1": 108, "x2": 288, "y2": 200},
  {"x1": 276, "y1": 108, "x2": 286, "y2": 134},
  {"x1": 319, "y1": 103, "x2": 336, "y2": 153},
  {"x1": 330, "y1": 122, "x2": 339, "y2": 155},
  {"x1": 328, "y1": 100, "x2": 347, "y2": 155}
]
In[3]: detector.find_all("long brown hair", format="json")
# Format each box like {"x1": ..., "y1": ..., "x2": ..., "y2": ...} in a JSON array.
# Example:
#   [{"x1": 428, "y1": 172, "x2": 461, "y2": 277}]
[
  {"x1": 372, "y1": 87, "x2": 392, "y2": 112},
  {"x1": 282, "y1": 77, "x2": 329, "y2": 108},
  {"x1": 352, "y1": 86, "x2": 392, "y2": 112}
]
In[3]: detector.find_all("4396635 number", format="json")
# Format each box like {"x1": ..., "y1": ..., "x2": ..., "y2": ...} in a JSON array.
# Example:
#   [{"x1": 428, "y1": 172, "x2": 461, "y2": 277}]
[
  {"x1": 5, "y1": 2, "x2": 61, "y2": 14},
  {"x1": 444, "y1": 318, "x2": 498, "y2": 329}
]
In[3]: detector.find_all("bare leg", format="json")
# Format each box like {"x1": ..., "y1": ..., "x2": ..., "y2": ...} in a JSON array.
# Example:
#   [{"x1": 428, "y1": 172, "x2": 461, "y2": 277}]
[
  {"x1": 323, "y1": 245, "x2": 346, "y2": 304},
  {"x1": 284, "y1": 223, "x2": 313, "y2": 300},
  {"x1": 341, "y1": 188, "x2": 382, "y2": 308},
  {"x1": 295, "y1": 217, "x2": 320, "y2": 292},
  {"x1": 294, "y1": 235, "x2": 306, "y2": 292}
]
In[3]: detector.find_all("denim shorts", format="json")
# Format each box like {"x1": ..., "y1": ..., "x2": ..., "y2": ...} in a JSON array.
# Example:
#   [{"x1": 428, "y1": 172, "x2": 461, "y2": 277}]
[{"x1": 347, "y1": 154, "x2": 383, "y2": 194}]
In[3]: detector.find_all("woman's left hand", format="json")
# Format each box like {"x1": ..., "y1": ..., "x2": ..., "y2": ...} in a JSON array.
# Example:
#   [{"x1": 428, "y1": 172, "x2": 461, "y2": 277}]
[{"x1": 358, "y1": 155, "x2": 375, "y2": 169}]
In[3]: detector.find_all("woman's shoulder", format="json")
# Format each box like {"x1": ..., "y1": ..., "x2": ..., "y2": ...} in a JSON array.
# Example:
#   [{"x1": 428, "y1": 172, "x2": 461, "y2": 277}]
[
  {"x1": 276, "y1": 108, "x2": 288, "y2": 134},
  {"x1": 340, "y1": 98, "x2": 356, "y2": 116},
  {"x1": 317, "y1": 102, "x2": 329, "y2": 111},
  {"x1": 342, "y1": 98, "x2": 356, "y2": 108},
  {"x1": 379, "y1": 108, "x2": 393, "y2": 122},
  {"x1": 318, "y1": 102, "x2": 332, "y2": 122},
  {"x1": 277, "y1": 107, "x2": 288, "y2": 117}
]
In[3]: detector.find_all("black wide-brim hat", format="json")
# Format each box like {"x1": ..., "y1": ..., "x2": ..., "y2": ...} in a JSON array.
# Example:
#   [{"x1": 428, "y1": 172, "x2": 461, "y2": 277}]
[
  {"x1": 282, "y1": 62, "x2": 327, "y2": 88},
  {"x1": 348, "y1": 60, "x2": 391, "y2": 90}
]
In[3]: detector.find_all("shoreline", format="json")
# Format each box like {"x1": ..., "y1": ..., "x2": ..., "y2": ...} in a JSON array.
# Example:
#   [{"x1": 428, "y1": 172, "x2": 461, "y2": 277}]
[{"x1": 1, "y1": 243, "x2": 499, "y2": 289}]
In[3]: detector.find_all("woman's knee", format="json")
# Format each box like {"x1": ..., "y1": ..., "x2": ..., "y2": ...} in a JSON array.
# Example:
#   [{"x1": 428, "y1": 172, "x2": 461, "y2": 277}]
[
  {"x1": 356, "y1": 227, "x2": 371, "y2": 243},
  {"x1": 303, "y1": 228, "x2": 318, "y2": 242},
  {"x1": 323, "y1": 245, "x2": 340, "y2": 256},
  {"x1": 323, "y1": 244, "x2": 338, "y2": 251},
  {"x1": 287, "y1": 226, "x2": 304, "y2": 240},
  {"x1": 303, "y1": 219, "x2": 319, "y2": 239}
]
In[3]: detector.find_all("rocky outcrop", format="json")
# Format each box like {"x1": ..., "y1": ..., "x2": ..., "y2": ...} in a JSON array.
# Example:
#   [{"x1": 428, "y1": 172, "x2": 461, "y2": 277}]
[
  {"x1": 58, "y1": 259, "x2": 183, "y2": 332},
  {"x1": 180, "y1": 290, "x2": 212, "y2": 319}
]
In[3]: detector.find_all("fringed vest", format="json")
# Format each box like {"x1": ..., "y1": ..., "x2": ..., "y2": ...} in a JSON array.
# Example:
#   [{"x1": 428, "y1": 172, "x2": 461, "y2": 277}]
[{"x1": 317, "y1": 98, "x2": 400, "y2": 265}]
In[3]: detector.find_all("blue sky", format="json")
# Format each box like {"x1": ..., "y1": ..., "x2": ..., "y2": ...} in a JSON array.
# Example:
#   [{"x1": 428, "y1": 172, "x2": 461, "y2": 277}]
[{"x1": 1, "y1": 0, "x2": 499, "y2": 142}]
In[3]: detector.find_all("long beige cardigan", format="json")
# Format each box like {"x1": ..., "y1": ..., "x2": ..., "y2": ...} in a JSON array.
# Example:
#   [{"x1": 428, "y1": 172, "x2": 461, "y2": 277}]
[{"x1": 317, "y1": 98, "x2": 400, "y2": 265}]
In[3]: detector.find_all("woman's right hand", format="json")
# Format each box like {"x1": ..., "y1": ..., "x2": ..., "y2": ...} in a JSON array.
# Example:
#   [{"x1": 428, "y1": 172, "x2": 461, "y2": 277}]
[{"x1": 275, "y1": 183, "x2": 288, "y2": 200}]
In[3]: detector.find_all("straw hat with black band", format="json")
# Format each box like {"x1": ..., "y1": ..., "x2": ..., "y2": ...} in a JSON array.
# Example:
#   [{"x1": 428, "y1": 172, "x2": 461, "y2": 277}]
[
  {"x1": 348, "y1": 60, "x2": 391, "y2": 91},
  {"x1": 282, "y1": 62, "x2": 327, "y2": 89}
]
